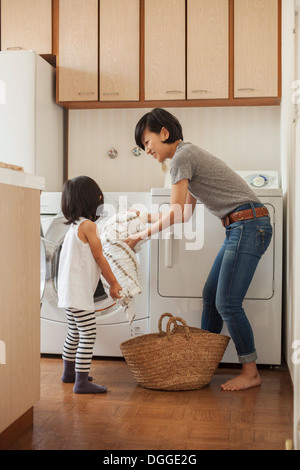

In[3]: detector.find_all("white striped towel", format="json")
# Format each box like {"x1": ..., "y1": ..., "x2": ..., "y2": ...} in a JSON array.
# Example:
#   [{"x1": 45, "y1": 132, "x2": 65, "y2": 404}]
[{"x1": 99, "y1": 211, "x2": 148, "y2": 323}]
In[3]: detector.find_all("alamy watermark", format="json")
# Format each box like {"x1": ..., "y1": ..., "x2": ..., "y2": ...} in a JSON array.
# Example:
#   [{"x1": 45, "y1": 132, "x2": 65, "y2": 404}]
[
  {"x1": 0, "y1": 80, "x2": 5, "y2": 104},
  {"x1": 292, "y1": 80, "x2": 300, "y2": 105},
  {"x1": 98, "y1": 197, "x2": 204, "y2": 251},
  {"x1": 292, "y1": 340, "x2": 300, "y2": 365}
]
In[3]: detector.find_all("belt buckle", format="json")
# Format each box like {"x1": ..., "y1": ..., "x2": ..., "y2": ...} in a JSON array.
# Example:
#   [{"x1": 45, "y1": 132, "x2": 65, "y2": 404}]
[{"x1": 236, "y1": 211, "x2": 244, "y2": 221}]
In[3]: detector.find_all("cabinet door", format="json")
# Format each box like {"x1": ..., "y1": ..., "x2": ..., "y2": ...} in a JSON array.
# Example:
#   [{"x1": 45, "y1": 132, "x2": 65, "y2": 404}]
[
  {"x1": 144, "y1": 0, "x2": 185, "y2": 101},
  {"x1": 0, "y1": 184, "x2": 40, "y2": 434},
  {"x1": 234, "y1": 0, "x2": 279, "y2": 98},
  {"x1": 187, "y1": 0, "x2": 229, "y2": 100},
  {"x1": 58, "y1": 0, "x2": 98, "y2": 102},
  {"x1": 99, "y1": 0, "x2": 139, "y2": 102},
  {"x1": 1, "y1": 0, "x2": 52, "y2": 54}
]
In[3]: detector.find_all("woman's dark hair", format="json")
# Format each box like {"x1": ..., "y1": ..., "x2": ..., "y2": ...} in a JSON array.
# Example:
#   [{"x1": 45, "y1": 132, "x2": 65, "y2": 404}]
[
  {"x1": 135, "y1": 108, "x2": 183, "y2": 150},
  {"x1": 61, "y1": 176, "x2": 104, "y2": 225}
]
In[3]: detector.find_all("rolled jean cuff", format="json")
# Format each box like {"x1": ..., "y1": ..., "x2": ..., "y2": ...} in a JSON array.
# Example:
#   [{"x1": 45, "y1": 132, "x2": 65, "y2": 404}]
[{"x1": 238, "y1": 350, "x2": 258, "y2": 364}]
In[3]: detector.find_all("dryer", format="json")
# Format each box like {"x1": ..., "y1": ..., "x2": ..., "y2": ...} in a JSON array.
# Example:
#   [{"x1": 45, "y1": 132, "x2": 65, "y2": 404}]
[
  {"x1": 150, "y1": 171, "x2": 283, "y2": 365},
  {"x1": 40, "y1": 191, "x2": 150, "y2": 357}
]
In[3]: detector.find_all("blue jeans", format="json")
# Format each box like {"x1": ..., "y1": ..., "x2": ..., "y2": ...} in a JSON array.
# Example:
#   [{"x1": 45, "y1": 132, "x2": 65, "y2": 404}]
[{"x1": 201, "y1": 203, "x2": 273, "y2": 363}]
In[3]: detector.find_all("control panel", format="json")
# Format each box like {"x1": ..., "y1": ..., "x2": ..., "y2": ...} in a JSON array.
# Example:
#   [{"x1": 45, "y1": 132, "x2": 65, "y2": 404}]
[{"x1": 236, "y1": 171, "x2": 279, "y2": 189}]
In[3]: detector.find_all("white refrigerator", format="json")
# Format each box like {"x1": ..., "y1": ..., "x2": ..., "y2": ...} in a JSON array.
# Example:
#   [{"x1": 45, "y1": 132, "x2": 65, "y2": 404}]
[{"x1": 0, "y1": 50, "x2": 64, "y2": 191}]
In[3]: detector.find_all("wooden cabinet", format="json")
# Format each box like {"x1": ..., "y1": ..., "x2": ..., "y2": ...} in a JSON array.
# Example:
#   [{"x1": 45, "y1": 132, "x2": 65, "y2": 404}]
[
  {"x1": 234, "y1": 0, "x2": 279, "y2": 98},
  {"x1": 0, "y1": 0, "x2": 52, "y2": 54},
  {"x1": 99, "y1": 0, "x2": 140, "y2": 102},
  {"x1": 56, "y1": 0, "x2": 281, "y2": 108},
  {"x1": 144, "y1": 0, "x2": 185, "y2": 101},
  {"x1": 58, "y1": 0, "x2": 98, "y2": 102},
  {"x1": 187, "y1": 0, "x2": 229, "y2": 100},
  {"x1": 58, "y1": 0, "x2": 139, "y2": 103},
  {"x1": 0, "y1": 173, "x2": 43, "y2": 446}
]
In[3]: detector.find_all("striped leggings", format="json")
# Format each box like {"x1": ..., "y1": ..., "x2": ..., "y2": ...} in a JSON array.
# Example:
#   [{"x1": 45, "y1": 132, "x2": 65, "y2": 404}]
[{"x1": 63, "y1": 308, "x2": 97, "y2": 373}]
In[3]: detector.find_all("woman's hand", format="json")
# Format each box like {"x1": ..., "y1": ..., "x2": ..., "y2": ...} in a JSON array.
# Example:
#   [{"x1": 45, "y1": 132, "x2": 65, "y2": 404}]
[{"x1": 128, "y1": 209, "x2": 140, "y2": 217}]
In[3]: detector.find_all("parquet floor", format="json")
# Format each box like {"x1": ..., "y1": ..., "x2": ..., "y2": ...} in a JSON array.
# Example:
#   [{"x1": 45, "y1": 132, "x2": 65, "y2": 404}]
[{"x1": 8, "y1": 357, "x2": 293, "y2": 451}]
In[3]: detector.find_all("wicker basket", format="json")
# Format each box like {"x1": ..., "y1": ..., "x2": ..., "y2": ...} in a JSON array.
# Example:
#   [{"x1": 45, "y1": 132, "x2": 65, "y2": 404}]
[{"x1": 120, "y1": 313, "x2": 230, "y2": 391}]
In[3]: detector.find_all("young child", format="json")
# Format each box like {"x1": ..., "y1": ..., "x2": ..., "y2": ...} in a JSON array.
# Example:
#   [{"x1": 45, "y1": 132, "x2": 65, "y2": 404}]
[{"x1": 57, "y1": 176, "x2": 122, "y2": 394}]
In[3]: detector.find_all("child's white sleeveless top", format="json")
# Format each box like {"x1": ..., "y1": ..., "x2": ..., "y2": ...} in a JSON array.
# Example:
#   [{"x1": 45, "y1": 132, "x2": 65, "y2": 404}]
[{"x1": 57, "y1": 218, "x2": 101, "y2": 311}]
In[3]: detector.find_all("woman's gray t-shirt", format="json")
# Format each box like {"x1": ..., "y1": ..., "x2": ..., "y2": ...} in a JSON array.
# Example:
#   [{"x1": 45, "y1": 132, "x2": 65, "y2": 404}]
[{"x1": 170, "y1": 141, "x2": 261, "y2": 219}]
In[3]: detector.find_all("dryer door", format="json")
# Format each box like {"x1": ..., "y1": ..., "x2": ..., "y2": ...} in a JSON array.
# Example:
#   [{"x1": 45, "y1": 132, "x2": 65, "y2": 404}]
[{"x1": 157, "y1": 203, "x2": 274, "y2": 299}]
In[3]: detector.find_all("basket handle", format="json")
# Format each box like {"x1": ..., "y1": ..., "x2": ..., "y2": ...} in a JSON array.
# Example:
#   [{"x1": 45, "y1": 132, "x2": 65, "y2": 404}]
[
  {"x1": 158, "y1": 313, "x2": 174, "y2": 333},
  {"x1": 166, "y1": 316, "x2": 190, "y2": 340}
]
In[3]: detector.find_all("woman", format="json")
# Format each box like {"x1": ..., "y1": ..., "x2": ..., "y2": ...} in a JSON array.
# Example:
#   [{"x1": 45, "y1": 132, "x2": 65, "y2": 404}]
[{"x1": 125, "y1": 108, "x2": 272, "y2": 392}]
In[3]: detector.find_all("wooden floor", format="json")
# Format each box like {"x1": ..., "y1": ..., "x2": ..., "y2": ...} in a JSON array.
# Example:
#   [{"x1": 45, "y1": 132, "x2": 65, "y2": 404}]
[{"x1": 8, "y1": 356, "x2": 293, "y2": 451}]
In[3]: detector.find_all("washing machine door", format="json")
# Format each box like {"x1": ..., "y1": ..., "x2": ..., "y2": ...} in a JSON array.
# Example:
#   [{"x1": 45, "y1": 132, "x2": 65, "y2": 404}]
[
  {"x1": 40, "y1": 213, "x2": 68, "y2": 304},
  {"x1": 40, "y1": 237, "x2": 61, "y2": 303}
]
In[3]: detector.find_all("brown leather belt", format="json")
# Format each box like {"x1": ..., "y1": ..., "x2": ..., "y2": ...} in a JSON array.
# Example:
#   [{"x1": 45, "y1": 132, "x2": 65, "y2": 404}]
[{"x1": 221, "y1": 206, "x2": 269, "y2": 228}]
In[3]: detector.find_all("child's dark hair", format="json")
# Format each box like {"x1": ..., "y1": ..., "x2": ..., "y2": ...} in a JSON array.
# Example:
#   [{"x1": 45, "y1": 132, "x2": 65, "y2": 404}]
[
  {"x1": 135, "y1": 108, "x2": 183, "y2": 151},
  {"x1": 61, "y1": 176, "x2": 104, "y2": 225}
]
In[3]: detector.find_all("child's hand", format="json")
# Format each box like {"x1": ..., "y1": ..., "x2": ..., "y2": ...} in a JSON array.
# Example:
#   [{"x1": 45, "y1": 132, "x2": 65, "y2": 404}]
[
  {"x1": 124, "y1": 233, "x2": 141, "y2": 250},
  {"x1": 110, "y1": 282, "x2": 122, "y2": 301}
]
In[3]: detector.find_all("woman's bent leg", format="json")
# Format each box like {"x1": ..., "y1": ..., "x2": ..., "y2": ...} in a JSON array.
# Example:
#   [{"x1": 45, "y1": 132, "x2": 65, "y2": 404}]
[{"x1": 201, "y1": 241, "x2": 226, "y2": 334}]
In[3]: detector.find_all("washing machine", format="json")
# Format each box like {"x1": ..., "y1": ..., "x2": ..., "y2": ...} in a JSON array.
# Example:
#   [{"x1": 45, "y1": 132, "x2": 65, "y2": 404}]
[
  {"x1": 40, "y1": 191, "x2": 150, "y2": 357},
  {"x1": 150, "y1": 171, "x2": 283, "y2": 365}
]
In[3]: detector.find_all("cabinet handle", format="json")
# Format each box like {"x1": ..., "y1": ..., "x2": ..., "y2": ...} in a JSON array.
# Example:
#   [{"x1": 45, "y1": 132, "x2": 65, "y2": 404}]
[
  {"x1": 6, "y1": 46, "x2": 23, "y2": 50},
  {"x1": 238, "y1": 88, "x2": 255, "y2": 91},
  {"x1": 165, "y1": 90, "x2": 183, "y2": 94},
  {"x1": 78, "y1": 92, "x2": 95, "y2": 95},
  {"x1": 192, "y1": 89, "x2": 209, "y2": 93},
  {"x1": 102, "y1": 92, "x2": 120, "y2": 96}
]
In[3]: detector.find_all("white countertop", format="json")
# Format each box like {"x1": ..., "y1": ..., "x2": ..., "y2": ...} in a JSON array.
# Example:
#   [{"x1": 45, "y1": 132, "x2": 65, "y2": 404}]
[{"x1": 0, "y1": 167, "x2": 45, "y2": 190}]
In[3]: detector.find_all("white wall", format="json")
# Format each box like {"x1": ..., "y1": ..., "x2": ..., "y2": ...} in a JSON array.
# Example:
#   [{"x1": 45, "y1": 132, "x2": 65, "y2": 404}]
[
  {"x1": 279, "y1": 0, "x2": 300, "y2": 450},
  {"x1": 280, "y1": 0, "x2": 297, "y2": 376},
  {"x1": 292, "y1": 0, "x2": 300, "y2": 451},
  {"x1": 68, "y1": 106, "x2": 281, "y2": 192}
]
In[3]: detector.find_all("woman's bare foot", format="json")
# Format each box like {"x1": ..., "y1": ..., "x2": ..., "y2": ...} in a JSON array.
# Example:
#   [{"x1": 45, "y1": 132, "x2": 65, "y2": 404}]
[{"x1": 221, "y1": 361, "x2": 261, "y2": 391}]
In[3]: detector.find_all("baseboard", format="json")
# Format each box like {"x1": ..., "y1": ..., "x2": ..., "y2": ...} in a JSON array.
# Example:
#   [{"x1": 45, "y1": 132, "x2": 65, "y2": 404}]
[{"x1": 0, "y1": 407, "x2": 33, "y2": 450}]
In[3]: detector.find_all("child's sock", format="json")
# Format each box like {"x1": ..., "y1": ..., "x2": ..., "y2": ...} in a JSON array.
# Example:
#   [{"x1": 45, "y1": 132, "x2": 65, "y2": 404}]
[
  {"x1": 73, "y1": 372, "x2": 107, "y2": 394},
  {"x1": 61, "y1": 360, "x2": 93, "y2": 383}
]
